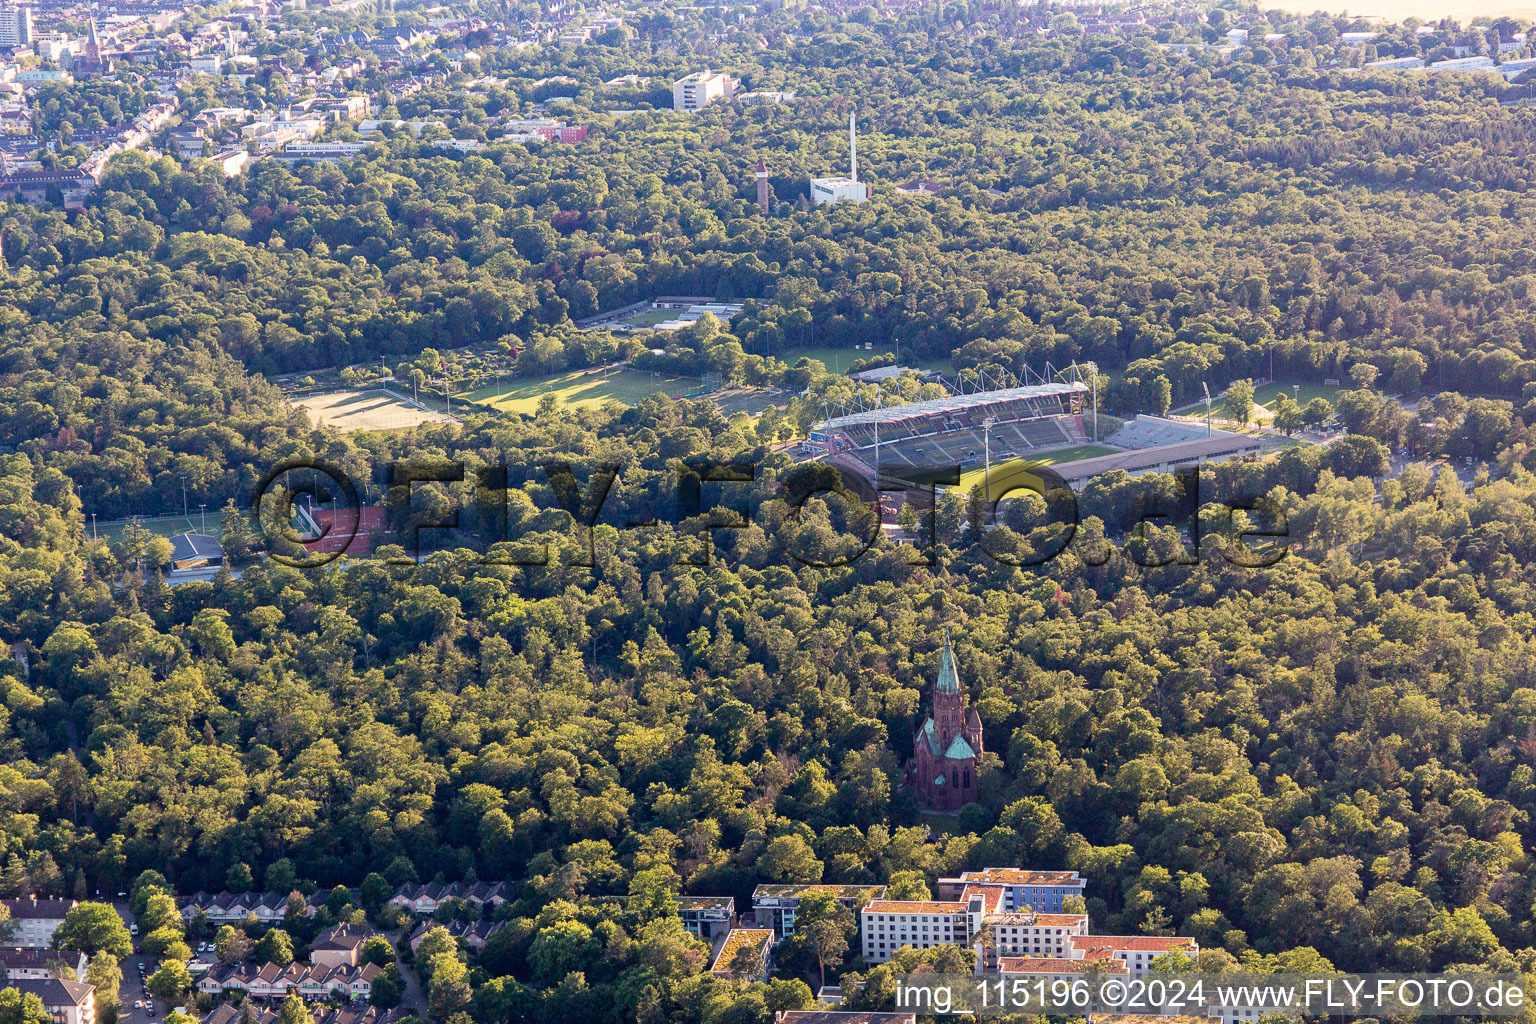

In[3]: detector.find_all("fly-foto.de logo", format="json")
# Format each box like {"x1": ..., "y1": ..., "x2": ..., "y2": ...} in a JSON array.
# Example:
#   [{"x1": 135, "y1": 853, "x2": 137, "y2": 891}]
[{"x1": 250, "y1": 457, "x2": 1288, "y2": 572}]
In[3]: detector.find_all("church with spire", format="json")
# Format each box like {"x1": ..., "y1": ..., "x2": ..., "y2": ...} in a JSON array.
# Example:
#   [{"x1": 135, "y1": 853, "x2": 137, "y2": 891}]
[
  {"x1": 910, "y1": 630, "x2": 983, "y2": 811},
  {"x1": 75, "y1": 18, "x2": 114, "y2": 76}
]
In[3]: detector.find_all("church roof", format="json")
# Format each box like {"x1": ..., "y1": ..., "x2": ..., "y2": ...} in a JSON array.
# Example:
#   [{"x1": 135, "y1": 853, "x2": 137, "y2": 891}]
[
  {"x1": 921, "y1": 718, "x2": 941, "y2": 755},
  {"x1": 945, "y1": 734, "x2": 976, "y2": 759},
  {"x1": 936, "y1": 630, "x2": 960, "y2": 694}
]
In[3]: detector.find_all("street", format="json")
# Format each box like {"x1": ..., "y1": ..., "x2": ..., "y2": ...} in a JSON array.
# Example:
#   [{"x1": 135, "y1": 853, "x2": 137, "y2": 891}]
[{"x1": 116, "y1": 953, "x2": 161, "y2": 1024}]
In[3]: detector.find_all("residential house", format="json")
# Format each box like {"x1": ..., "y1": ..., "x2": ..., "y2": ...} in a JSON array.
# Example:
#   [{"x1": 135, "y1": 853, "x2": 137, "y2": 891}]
[
  {"x1": 179, "y1": 891, "x2": 319, "y2": 926},
  {"x1": 202, "y1": 999, "x2": 397, "y2": 1024},
  {"x1": 197, "y1": 961, "x2": 380, "y2": 1002},
  {"x1": 309, "y1": 924, "x2": 373, "y2": 969},
  {"x1": 404, "y1": 919, "x2": 502, "y2": 953},
  {"x1": 386, "y1": 882, "x2": 514, "y2": 916}
]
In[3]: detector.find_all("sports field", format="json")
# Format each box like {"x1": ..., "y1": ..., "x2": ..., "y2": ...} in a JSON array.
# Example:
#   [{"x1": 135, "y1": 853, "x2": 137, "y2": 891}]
[
  {"x1": 952, "y1": 445, "x2": 1115, "y2": 492},
  {"x1": 294, "y1": 389, "x2": 454, "y2": 432},
  {"x1": 459, "y1": 368, "x2": 701, "y2": 414},
  {"x1": 92, "y1": 514, "x2": 214, "y2": 543}
]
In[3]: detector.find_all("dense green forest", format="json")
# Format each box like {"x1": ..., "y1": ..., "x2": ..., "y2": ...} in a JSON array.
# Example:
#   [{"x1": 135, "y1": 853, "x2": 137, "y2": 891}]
[{"x1": 5, "y1": 3, "x2": 1536, "y2": 1023}]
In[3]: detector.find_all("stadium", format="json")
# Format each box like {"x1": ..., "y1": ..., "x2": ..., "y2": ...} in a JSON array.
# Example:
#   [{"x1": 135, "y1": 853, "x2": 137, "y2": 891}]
[
  {"x1": 805, "y1": 376, "x2": 1095, "y2": 477},
  {"x1": 803, "y1": 368, "x2": 1270, "y2": 492}
]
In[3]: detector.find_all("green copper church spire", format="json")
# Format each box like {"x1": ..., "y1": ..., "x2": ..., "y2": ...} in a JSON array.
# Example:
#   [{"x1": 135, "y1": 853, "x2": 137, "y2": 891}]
[{"x1": 936, "y1": 628, "x2": 960, "y2": 695}]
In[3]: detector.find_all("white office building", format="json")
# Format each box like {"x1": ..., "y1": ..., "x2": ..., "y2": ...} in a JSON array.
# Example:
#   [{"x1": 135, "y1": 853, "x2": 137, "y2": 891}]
[{"x1": 672, "y1": 70, "x2": 738, "y2": 111}]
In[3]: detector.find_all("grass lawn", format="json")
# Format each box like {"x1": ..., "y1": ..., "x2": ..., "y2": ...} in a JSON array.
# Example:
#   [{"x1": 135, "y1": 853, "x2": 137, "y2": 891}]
[
  {"x1": 617, "y1": 309, "x2": 677, "y2": 327},
  {"x1": 1257, "y1": 382, "x2": 1340, "y2": 410},
  {"x1": 918, "y1": 811, "x2": 964, "y2": 836},
  {"x1": 759, "y1": 345, "x2": 949, "y2": 376},
  {"x1": 952, "y1": 445, "x2": 1115, "y2": 492},
  {"x1": 459, "y1": 367, "x2": 701, "y2": 414},
  {"x1": 771, "y1": 345, "x2": 880, "y2": 373},
  {"x1": 1172, "y1": 381, "x2": 1340, "y2": 425}
]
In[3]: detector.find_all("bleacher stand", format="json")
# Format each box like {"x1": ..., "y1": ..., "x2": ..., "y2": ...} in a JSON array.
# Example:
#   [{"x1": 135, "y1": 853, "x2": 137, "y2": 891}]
[{"x1": 1106, "y1": 415, "x2": 1239, "y2": 449}]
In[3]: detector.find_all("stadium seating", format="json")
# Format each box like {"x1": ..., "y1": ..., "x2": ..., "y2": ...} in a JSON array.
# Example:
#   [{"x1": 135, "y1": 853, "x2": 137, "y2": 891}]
[{"x1": 1106, "y1": 415, "x2": 1231, "y2": 450}]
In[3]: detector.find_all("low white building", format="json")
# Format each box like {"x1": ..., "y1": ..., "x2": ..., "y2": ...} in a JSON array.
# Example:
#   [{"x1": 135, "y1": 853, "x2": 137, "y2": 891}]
[{"x1": 810, "y1": 177, "x2": 868, "y2": 205}]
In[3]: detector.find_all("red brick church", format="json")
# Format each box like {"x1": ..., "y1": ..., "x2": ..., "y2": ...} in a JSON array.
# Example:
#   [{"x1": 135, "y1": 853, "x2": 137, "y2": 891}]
[{"x1": 911, "y1": 630, "x2": 984, "y2": 811}]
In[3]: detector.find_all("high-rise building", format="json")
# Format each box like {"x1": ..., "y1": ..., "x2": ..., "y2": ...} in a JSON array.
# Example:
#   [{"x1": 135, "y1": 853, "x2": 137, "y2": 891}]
[
  {"x1": 0, "y1": 6, "x2": 33, "y2": 47},
  {"x1": 672, "y1": 70, "x2": 738, "y2": 112}
]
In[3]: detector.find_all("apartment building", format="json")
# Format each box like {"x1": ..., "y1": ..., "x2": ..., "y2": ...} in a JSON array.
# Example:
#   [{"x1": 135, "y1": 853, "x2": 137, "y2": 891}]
[
  {"x1": 859, "y1": 898, "x2": 970, "y2": 963},
  {"x1": 7, "y1": 979, "x2": 95, "y2": 1024},
  {"x1": 672, "y1": 70, "x2": 738, "y2": 111},
  {"x1": 677, "y1": 897, "x2": 735, "y2": 941},
  {"x1": 774, "y1": 1014, "x2": 916, "y2": 1024},
  {"x1": 936, "y1": 869, "x2": 1086, "y2": 912},
  {"x1": 0, "y1": 898, "x2": 77, "y2": 948},
  {"x1": 861, "y1": 881, "x2": 1100, "y2": 967},
  {"x1": 1067, "y1": 935, "x2": 1199, "y2": 975},
  {"x1": 987, "y1": 912, "x2": 1091, "y2": 959},
  {"x1": 751, "y1": 884, "x2": 885, "y2": 938},
  {"x1": 0, "y1": 949, "x2": 88, "y2": 981},
  {"x1": 709, "y1": 928, "x2": 774, "y2": 982},
  {"x1": 994, "y1": 955, "x2": 1129, "y2": 980}
]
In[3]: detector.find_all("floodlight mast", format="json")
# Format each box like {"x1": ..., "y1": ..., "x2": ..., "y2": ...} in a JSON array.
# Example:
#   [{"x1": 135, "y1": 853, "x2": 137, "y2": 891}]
[
  {"x1": 1202, "y1": 382, "x2": 1212, "y2": 438},
  {"x1": 982, "y1": 415, "x2": 997, "y2": 515},
  {"x1": 873, "y1": 387, "x2": 881, "y2": 483}
]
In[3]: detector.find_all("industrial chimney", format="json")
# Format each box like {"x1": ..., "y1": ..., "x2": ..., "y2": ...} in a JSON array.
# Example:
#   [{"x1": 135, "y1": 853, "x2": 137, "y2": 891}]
[
  {"x1": 756, "y1": 157, "x2": 770, "y2": 215},
  {"x1": 849, "y1": 113, "x2": 858, "y2": 184}
]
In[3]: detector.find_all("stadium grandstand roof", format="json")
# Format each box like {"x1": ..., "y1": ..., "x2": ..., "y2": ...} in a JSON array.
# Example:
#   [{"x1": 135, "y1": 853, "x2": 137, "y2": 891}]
[
  {"x1": 1050, "y1": 433, "x2": 1267, "y2": 484},
  {"x1": 814, "y1": 382, "x2": 1087, "y2": 429}
]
